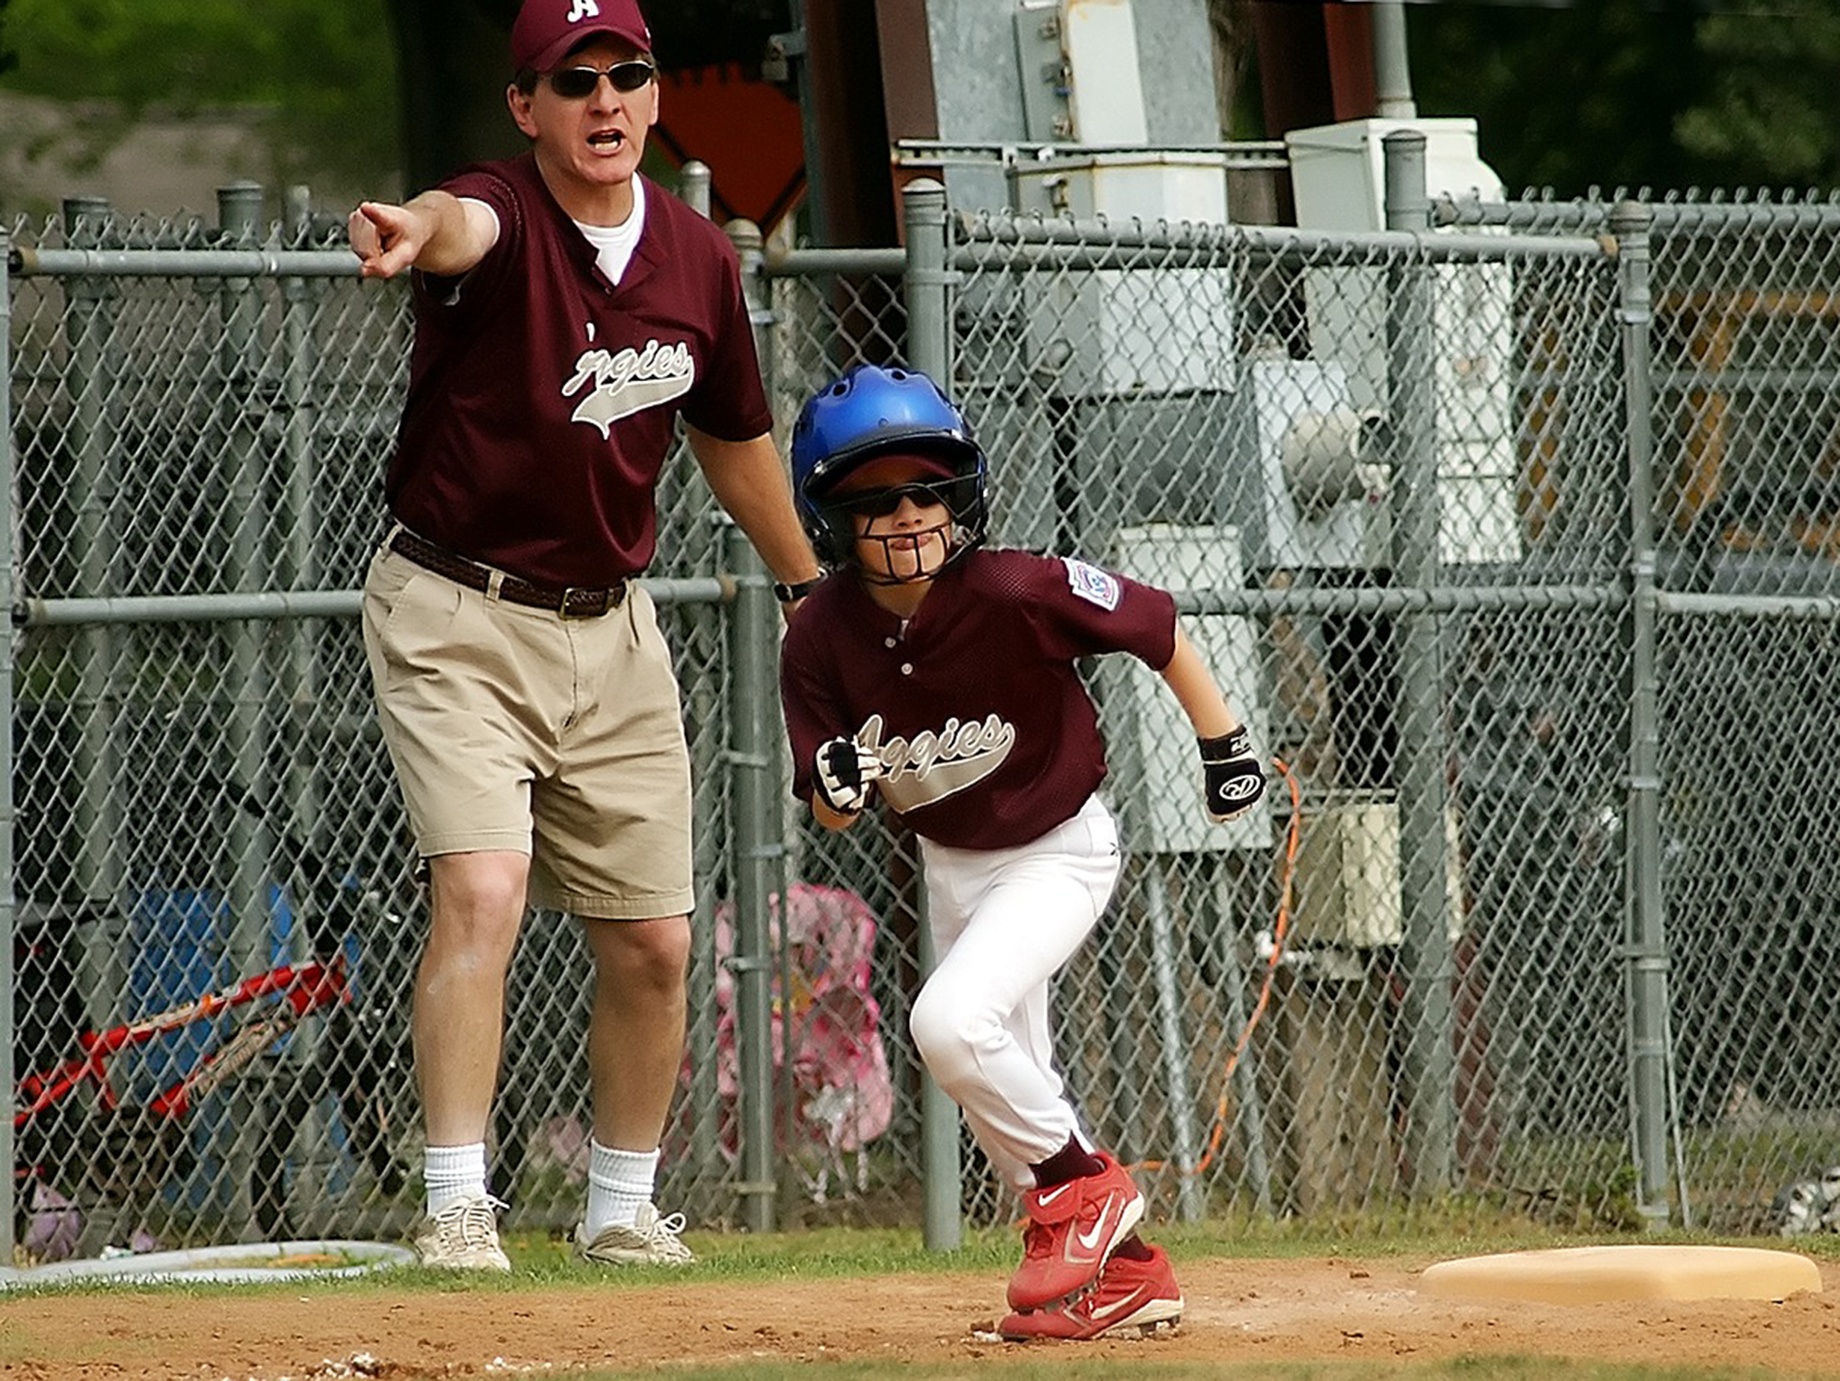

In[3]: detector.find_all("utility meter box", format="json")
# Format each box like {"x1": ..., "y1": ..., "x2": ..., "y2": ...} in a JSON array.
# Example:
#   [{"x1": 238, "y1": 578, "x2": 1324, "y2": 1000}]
[
  {"x1": 1289, "y1": 799, "x2": 1466, "y2": 948},
  {"x1": 1010, "y1": 151, "x2": 1229, "y2": 226},
  {"x1": 1286, "y1": 117, "x2": 1499, "y2": 232},
  {"x1": 1283, "y1": 118, "x2": 1519, "y2": 566},
  {"x1": 1010, "y1": 155, "x2": 1234, "y2": 397}
]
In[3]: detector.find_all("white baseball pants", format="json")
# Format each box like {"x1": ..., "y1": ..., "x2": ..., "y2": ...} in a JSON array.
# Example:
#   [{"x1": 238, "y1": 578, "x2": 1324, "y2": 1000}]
[{"x1": 909, "y1": 793, "x2": 1121, "y2": 1190}]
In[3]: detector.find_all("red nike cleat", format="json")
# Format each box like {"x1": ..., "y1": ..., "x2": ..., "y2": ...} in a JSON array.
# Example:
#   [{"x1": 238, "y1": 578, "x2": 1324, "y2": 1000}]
[
  {"x1": 999, "y1": 1244, "x2": 1184, "y2": 1341},
  {"x1": 1006, "y1": 1152, "x2": 1145, "y2": 1311}
]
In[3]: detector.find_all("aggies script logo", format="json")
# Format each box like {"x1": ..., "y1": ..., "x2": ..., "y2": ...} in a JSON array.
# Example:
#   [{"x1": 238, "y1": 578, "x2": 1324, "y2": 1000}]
[
  {"x1": 855, "y1": 712, "x2": 1016, "y2": 812},
  {"x1": 562, "y1": 332, "x2": 695, "y2": 437}
]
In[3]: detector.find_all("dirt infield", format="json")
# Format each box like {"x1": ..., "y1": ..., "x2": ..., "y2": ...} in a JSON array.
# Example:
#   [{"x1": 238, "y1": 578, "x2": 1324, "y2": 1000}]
[{"x1": 3, "y1": 1253, "x2": 1838, "y2": 1378}]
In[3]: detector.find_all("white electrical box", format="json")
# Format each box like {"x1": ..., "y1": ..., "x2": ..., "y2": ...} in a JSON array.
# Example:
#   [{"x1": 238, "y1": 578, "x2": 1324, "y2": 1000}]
[
  {"x1": 1283, "y1": 118, "x2": 1520, "y2": 566},
  {"x1": 1286, "y1": 117, "x2": 1499, "y2": 232},
  {"x1": 1289, "y1": 799, "x2": 1466, "y2": 948},
  {"x1": 1011, "y1": 151, "x2": 1230, "y2": 226},
  {"x1": 1011, "y1": 153, "x2": 1234, "y2": 397},
  {"x1": 1110, "y1": 523, "x2": 1270, "y2": 854}
]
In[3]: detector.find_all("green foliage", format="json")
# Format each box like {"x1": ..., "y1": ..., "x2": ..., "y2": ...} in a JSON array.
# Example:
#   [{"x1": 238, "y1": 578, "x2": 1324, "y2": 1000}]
[
  {"x1": 1408, "y1": 0, "x2": 1840, "y2": 197},
  {"x1": 1676, "y1": 0, "x2": 1840, "y2": 186},
  {"x1": 1, "y1": 0, "x2": 396, "y2": 191},
  {"x1": 0, "y1": 0, "x2": 17, "y2": 79}
]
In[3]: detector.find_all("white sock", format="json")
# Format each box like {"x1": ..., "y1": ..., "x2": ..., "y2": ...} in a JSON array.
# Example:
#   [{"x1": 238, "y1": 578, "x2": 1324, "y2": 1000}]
[
  {"x1": 423, "y1": 1142, "x2": 490, "y2": 1216},
  {"x1": 585, "y1": 1141, "x2": 659, "y2": 1235}
]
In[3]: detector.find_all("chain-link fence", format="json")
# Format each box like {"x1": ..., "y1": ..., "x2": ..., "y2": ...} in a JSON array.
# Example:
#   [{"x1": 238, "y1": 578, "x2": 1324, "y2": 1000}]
[{"x1": 7, "y1": 153, "x2": 1840, "y2": 1263}]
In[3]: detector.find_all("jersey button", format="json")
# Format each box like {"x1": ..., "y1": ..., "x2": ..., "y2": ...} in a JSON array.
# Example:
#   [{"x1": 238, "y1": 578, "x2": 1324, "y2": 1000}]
[
  {"x1": 884, "y1": 637, "x2": 898, "y2": 649},
  {"x1": 900, "y1": 663, "x2": 914, "y2": 676}
]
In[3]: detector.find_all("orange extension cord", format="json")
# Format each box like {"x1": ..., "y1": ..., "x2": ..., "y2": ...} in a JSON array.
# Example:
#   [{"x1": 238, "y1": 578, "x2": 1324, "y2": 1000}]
[{"x1": 1133, "y1": 754, "x2": 1301, "y2": 1179}]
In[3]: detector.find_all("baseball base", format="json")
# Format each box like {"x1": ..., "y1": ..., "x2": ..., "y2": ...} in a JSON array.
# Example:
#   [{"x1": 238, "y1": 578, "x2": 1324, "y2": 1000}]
[{"x1": 1419, "y1": 1244, "x2": 1822, "y2": 1305}]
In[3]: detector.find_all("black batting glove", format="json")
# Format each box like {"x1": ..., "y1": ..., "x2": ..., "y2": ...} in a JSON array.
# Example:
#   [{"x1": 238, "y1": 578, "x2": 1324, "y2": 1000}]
[
  {"x1": 814, "y1": 737, "x2": 882, "y2": 816},
  {"x1": 1199, "y1": 727, "x2": 1266, "y2": 823}
]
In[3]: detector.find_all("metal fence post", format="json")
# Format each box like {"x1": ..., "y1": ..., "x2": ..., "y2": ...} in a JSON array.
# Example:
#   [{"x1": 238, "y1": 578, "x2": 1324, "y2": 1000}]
[
  {"x1": 280, "y1": 186, "x2": 323, "y2": 828},
  {"x1": 1383, "y1": 131, "x2": 1456, "y2": 1194},
  {"x1": 678, "y1": 161, "x2": 712, "y2": 220},
  {"x1": 900, "y1": 176, "x2": 962, "y2": 1251},
  {"x1": 724, "y1": 216, "x2": 781, "y2": 1234},
  {"x1": 62, "y1": 196, "x2": 126, "y2": 1043},
  {"x1": 1, "y1": 224, "x2": 18, "y2": 1263},
  {"x1": 675, "y1": 180, "x2": 726, "y2": 1209},
  {"x1": 217, "y1": 181, "x2": 274, "y2": 1237},
  {"x1": 1611, "y1": 198, "x2": 1674, "y2": 1230}
]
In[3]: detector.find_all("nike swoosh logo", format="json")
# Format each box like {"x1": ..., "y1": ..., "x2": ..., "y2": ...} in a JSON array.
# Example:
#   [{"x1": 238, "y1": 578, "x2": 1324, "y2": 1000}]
[
  {"x1": 1036, "y1": 1183, "x2": 1074, "y2": 1208},
  {"x1": 1088, "y1": 1285, "x2": 1152, "y2": 1322},
  {"x1": 1073, "y1": 1199, "x2": 1117, "y2": 1254}
]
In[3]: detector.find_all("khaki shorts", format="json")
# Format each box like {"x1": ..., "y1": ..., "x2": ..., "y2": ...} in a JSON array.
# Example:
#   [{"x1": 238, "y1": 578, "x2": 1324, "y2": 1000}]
[{"x1": 361, "y1": 540, "x2": 693, "y2": 919}]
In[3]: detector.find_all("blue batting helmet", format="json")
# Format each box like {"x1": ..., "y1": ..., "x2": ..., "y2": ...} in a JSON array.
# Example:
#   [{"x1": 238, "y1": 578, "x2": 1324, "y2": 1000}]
[{"x1": 790, "y1": 363, "x2": 989, "y2": 569}]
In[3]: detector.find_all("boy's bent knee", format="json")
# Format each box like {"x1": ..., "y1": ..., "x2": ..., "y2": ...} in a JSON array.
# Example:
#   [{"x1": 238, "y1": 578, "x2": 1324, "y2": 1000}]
[{"x1": 909, "y1": 991, "x2": 999, "y2": 1090}]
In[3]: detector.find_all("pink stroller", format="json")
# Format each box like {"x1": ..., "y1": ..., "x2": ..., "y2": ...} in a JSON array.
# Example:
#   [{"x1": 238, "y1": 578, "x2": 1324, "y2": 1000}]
[{"x1": 701, "y1": 884, "x2": 894, "y2": 1200}]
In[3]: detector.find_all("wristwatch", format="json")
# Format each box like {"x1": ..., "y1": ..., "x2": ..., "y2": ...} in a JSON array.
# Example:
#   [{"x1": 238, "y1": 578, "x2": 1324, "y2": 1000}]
[{"x1": 773, "y1": 576, "x2": 824, "y2": 604}]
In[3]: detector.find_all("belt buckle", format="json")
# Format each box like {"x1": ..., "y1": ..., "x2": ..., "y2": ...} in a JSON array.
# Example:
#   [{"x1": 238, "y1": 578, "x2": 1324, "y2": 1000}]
[{"x1": 557, "y1": 586, "x2": 608, "y2": 618}]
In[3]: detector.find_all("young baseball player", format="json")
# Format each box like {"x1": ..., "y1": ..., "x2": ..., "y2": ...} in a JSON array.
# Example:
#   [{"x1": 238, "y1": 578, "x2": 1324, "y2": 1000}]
[{"x1": 778, "y1": 364, "x2": 1267, "y2": 1340}]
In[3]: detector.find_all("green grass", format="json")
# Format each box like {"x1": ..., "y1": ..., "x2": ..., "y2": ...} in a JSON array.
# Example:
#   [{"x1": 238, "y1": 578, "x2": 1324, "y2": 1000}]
[
  {"x1": 7, "y1": 1216, "x2": 1835, "y2": 1299},
  {"x1": 550, "y1": 1367, "x2": 1819, "y2": 1381}
]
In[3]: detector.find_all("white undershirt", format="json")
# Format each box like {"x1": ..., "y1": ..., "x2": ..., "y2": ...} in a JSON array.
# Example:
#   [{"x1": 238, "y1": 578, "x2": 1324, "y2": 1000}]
[{"x1": 573, "y1": 174, "x2": 647, "y2": 286}]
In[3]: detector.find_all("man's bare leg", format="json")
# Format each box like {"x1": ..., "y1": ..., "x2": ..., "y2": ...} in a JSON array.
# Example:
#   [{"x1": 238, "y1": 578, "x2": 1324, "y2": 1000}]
[
  {"x1": 574, "y1": 914, "x2": 694, "y2": 1264},
  {"x1": 410, "y1": 850, "x2": 527, "y2": 1270}
]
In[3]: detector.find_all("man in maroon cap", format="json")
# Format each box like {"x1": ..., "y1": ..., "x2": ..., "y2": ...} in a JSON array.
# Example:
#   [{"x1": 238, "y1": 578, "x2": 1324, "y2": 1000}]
[{"x1": 347, "y1": 0, "x2": 821, "y2": 1272}]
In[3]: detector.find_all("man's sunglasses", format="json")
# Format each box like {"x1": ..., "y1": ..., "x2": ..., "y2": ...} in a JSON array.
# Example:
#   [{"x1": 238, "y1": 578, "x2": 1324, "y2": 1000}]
[
  {"x1": 832, "y1": 481, "x2": 956, "y2": 519},
  {"x1": 546, "y1": 60, "x2": 656, "y2": 99}
]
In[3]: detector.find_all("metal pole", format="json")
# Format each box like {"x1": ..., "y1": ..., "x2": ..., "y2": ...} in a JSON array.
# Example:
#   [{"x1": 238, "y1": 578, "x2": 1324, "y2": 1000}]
[
  {"x1": 678, "y1": 161, "x2": 712, "y2": 219},
  {"x1": 676, "y1": 196, "x2": 732, "y2": 1209},
  {"x1": 1, "y1": 226, "x2": 18, "y2": 1263},
  {"x1": 1216, "y1": 867, "x2": 1273, "y2": 1214},
  {"x1": 280, "y1": 186, "x2": 322, "y2": 867},
  {"x1": 723, "y1": 215, "x2": 783, "y2": 1232},
  {"x1": 62, "y1": 196, "x2": 127, "y2": 1046},
  {"x1": 218, "y1": 181, "x2": 273, "y2": 1238},
  {"x1": 901, "y1": 177, "x2": 962, "y2": 1251},
  {"x1": 1145, "y1": 867, "x2": 1202, "y2": 1220},
  {"x1": 275, "y1": 184, "x2": 325, "y2": 1225},
  {"x1": 1383, "y1": 131, "x2": 1456, "y2": 1194},
  {"x1": 725, "y1": 521, "x2": 779, "y2": 1234},
  {"x1": 1372, "y1": 1, "x2": 1418, "y2": 119},
  {"x1": 1611, "y1": 198, "x2": 1673, "y2": 1230}
]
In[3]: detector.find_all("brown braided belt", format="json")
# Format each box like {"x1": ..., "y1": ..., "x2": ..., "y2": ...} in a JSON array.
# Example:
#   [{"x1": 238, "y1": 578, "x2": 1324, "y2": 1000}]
[{"x1": 389, "y1": 528, "x2": 627, "y2": 618}]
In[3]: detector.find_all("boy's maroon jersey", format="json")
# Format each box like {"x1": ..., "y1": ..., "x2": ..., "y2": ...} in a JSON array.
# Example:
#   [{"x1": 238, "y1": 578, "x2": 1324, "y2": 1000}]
[
  {"x1": 781, "y1": 548, "x2": 1177, "y2": 850},
  {"x1": 385, "y1": 157, "x2": 771, "y2": 587}
]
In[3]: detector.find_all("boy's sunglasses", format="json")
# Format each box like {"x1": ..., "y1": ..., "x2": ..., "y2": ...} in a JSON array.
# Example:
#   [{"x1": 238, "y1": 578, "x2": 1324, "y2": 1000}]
[
  {"x1": 833, "y1": 481, "x2": 954, "y2": 519},
  {"x1": 546, "y1": 60, "x2": 656, "y2": 99}
]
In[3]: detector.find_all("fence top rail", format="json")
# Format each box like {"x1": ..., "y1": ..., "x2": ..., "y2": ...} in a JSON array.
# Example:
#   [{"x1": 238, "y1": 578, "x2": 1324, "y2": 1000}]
[
  {"x1": 765, "y1": 246, "x2": 908, "y2": 277},
  {"x1": 9, "y1": 246, "x2": 362, "y2": 279},
  {"x1": 954, "y1": 210, "x2": 1613, "y2": 265},
  {"x1": 893, "y1": 137, "x2": 1290, "y2": 170},
  {"x1": 1435, "y1": 193, "x2": 1840, "y2": 233}
]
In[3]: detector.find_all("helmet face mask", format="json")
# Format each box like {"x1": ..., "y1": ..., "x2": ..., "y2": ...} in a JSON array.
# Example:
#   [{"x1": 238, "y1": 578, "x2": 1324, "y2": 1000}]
[
  {"x1": 791, "y1": 364, "x2": 989, "y2": 577},
  {"x1": 822, "y1": 476, "x2": 972, "y2": 586}
]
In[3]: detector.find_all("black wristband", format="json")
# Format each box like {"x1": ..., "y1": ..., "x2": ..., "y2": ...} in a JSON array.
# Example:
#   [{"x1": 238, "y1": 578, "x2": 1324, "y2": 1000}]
[
  {"x1": 1198, "y1": 726, "x2": 1252, "y2": 761},
  {"x1": 774, "y1": 576, "x2": 824, "y2": 604}
]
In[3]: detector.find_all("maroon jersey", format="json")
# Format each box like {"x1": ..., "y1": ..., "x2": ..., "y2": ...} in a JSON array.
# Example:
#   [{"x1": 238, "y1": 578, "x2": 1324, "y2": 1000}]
[
  {"x1": 780, "y1": 548, "x2": 1177, "y2": 850},
  {"x1": 385, "y1": 156, "x2": 772, "y2": 587}
]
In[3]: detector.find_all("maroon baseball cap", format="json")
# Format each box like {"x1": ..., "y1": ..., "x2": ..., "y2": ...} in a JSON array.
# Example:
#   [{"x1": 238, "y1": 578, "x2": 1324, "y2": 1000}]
[
  {"x1": 831, "y1": 452, "x2": 961, "y2": 494},
  {"x1": 511, "y1": 0, "x2": 652, "y2": 72}
]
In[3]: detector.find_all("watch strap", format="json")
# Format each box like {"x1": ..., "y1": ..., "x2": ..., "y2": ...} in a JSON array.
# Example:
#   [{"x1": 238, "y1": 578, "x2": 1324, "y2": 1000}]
[{"x1": 773, "y1": 576, "x2": 824, "y2": 603}]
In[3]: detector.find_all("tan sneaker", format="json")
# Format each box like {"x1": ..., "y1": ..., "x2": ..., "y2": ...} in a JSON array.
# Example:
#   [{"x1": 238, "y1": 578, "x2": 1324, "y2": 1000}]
[
  {"x1": 573, "y1": 1202, "x2": 695, "y2": 1265},
  {"x1": 414, "y1": 1194, "x2": 511, "y2": 1271}
]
